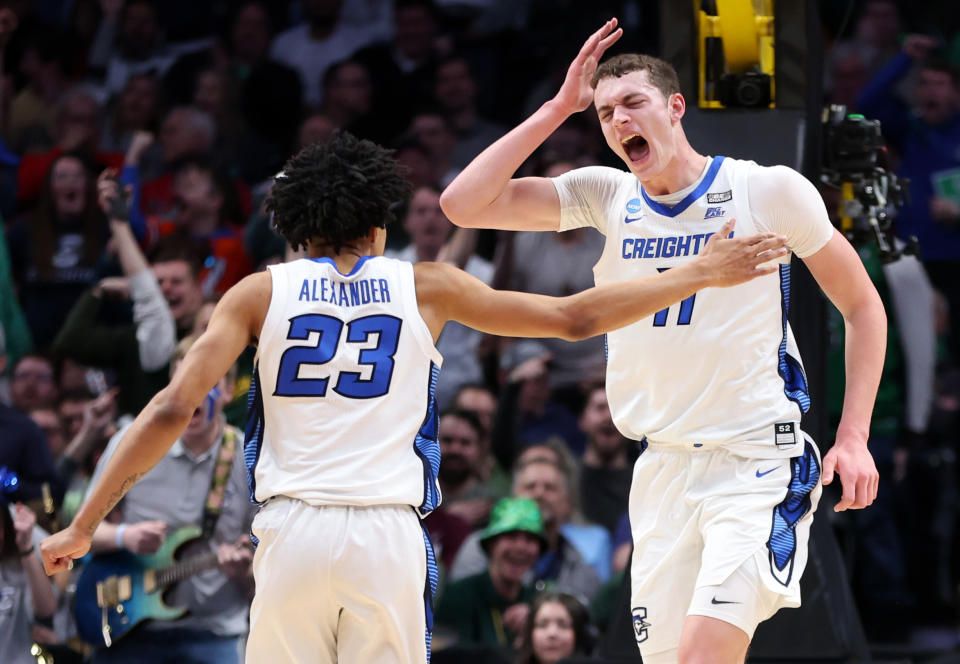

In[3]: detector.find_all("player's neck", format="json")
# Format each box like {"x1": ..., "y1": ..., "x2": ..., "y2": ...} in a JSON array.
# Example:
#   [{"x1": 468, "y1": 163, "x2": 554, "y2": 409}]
[
  {"x1": 307, "y1": 245, "x2": 373, "y2": 274},
  {"x1": 639, "y1": 140, "x2": 708, "y2": 197}
]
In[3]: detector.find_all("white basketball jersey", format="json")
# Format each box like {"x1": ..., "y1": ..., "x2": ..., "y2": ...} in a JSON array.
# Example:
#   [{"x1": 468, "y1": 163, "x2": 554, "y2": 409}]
[
  {"x1": 554, "y1": 156, "x2": 833, "y2": 458},
  {"x1": 245, "y1": 256, "x2": 443, "y2": 514}
]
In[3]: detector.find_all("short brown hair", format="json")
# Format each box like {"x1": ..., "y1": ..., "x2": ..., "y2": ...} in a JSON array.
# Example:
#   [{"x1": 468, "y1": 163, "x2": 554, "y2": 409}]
[{"x1": 591, "y1": 53, "x2": 681, "y2": 100}]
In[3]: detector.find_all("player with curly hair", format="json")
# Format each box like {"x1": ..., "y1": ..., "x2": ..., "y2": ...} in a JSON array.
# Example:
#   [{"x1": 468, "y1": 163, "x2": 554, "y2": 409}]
[{"x1": 40, "y1": 131, "x2": 786, "y2": 663}]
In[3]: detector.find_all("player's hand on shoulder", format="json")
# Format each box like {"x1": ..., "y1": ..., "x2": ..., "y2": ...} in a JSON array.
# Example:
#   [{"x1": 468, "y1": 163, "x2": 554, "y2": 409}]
[
  {"x1": 822, "y1": 434, "x2": 879, "y2": 512},
  {"x1": 697, "y1": 218, "x2": 787, "y2": 287}
]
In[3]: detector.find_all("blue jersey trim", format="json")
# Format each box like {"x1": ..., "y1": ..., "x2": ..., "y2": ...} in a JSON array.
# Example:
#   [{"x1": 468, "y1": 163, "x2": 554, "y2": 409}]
[
  {"x1": 307, "y1": 255, "x2": 374, "y2": 277},
  {"x1": 419, "y1": 518, "x2": 438, "y2": 661},
  {"x1": 777, "y1": 265, "x2": 811, "y2": 413},
  {"x1": 413, "y1": 362, "x2": 442, "y2": 517},
  {"x1": 766, "y1": 441, "x2": 820, "y2": 584},
  {"x1": 243, "y1": 364, "x2": 266, "y2": 505},
  {"x1": 640, "y1": 156, "x2": 726, "y2": 218}
]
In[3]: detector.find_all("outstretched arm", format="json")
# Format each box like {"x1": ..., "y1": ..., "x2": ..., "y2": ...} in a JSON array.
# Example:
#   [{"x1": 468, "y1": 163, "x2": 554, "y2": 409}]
[
  {"x1": 39, "y1": 272, "x2": 271, "y2": 573},
  {"x1": 417, "y1": 220, "x2": 786, "y2": 340},
  {"x1": 439, "y1": 19, "x2": 622, "y2": 231}
]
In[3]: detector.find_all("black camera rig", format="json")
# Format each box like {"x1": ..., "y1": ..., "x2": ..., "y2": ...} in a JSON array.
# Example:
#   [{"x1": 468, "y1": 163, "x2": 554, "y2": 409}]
[{"x1": 820, "y1": 105, "x2": 916, "y2": 263}]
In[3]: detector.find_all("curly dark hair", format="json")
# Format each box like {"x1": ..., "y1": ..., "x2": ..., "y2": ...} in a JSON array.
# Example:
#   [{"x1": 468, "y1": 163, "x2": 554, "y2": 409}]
[{"x1": 266, "y1": 131, "x2": 411, "y2": 252}]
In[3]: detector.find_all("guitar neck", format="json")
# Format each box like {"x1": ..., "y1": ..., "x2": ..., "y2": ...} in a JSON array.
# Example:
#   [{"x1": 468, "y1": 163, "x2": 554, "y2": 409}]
[{"x1": 154, "y1": 550, "x2": 220, "y2": 588}]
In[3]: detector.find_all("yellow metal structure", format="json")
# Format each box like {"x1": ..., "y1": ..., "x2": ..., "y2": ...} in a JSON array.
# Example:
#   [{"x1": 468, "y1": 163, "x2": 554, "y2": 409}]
[{"x1": 696, "y1": 0, "x2": 775, "y2": 109}]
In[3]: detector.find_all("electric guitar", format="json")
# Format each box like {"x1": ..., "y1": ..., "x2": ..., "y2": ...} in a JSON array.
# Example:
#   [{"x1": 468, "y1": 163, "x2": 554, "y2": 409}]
[{"x1": 73, "y1": 525, "x2": 219, "y2": 647}]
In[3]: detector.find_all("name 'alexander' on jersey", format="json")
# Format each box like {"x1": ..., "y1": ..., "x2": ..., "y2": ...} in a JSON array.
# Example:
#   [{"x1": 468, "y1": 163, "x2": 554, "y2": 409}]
[{"x1": 297, "y1": 276, "x2": 392, "y2": 306}]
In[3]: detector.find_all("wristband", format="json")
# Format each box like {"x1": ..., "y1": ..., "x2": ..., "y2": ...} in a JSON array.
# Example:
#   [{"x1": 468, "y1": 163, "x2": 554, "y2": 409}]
[
  {"x1": 19, "y1": 545, "x2": 34, "y2": 557},
  {"x1": 115, "y1": 524, "x2": 127, "y2": 549}
]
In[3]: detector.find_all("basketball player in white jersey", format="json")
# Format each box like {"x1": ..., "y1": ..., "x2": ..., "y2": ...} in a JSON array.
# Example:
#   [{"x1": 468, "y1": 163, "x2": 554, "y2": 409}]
[
  {"x1": 38, "y1": 132, "x2": 784, "y2": 663},
  {"x1": 440, "y1": 19, "x2": 885, "y2": 664}
]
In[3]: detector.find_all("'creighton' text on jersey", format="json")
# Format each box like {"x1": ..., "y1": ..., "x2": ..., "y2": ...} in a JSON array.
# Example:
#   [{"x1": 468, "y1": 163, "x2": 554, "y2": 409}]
[
  {"x1": 553, "y1": 156, "x2": 835, "y2": 458},
  {"x1": 245, "y1": 256, "x2": 443, "y2": 514}
]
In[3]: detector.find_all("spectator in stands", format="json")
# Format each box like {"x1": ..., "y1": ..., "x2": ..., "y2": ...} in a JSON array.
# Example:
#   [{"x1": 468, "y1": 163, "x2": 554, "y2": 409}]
[
  {"x1": 0, "y1": 363, "x2": 61, "y2": 503},
  {"x1": 826, "y1": 0, "x2": 903, "y2": 99},
  {"x1": 7, "y1": 152, "x2": 107, "y2": 347},
  {"x1": 15, "y1": 87, "x2": 125, "y2": 206},
  {"x1": 515, "y1": 592, "x2": 593, "y2": 664},
  {"x1": 450, "y1": 456, "x2": 603, "y2": 603},
  {"x1": 56, "y1": 387, "x2": 119, "y2": 525},
  {"x1": 320, "y1": 59, "x2": 383, "y2": 143},
  {"x1": 162, "y1": 1, "x2": 304, "y2": 183},
  {"x1": 27, "y1": 406, "x2": 66, "y2": 459},
  {"x1": 269, "y1": 0, "x2": 382, "y2": 108},
  {"x1": 408, "y1": 110, "x2": 460, "y2": 186},
  {"x1": 147, "y1": 159, "x2": 253, "y2": 295},
  {"x1": 0, "y1": 234, "x2": 33, "y2": 399},
  {"x1": 0, "y1": 489, "x2": 57, "y2": 664},
  {"x1": 438, "y1": 408, "x2": 500, "y2": 527},
  {"x1": 453, "y1": 382, "x2": 511, "y2": 493},
  {"x1": 9, "y1": 354, "x2": 58, "y2": 414},
  {"x1": 354, "y1": 0, "x2": 448, "y2": 141},
  {"x1": 83, "y1": 337, "x2": 254, "y2": 663},
  {"x1": 387, "y1": 184, "x2": 492, "y2": 405},
  {"x1": 53, "y1": 177, "x2": 199, "y2": 415},
  {"x1": 577, "y1": 384, "x2": 632, "y2": 535},
  {"x1": 137, "y1": 106, "x2": 218, "y2": 210},
  {"x1": 857, "y1": 37, "x2": 960, "y2": 360},
  {"x1": 433, "y1": 54, "x2": 506, "y2": 168},
  {"x1": 87, "y1": 0, "x2": 203, "y2": 97},
  {"x1": 99, "y1": 72, "x2": 161, "y2": 153},
  {"x1": 496, "y1": 160, "x2": 605, "y2": 399},
  {"x1": 437, "y1": 497, "x2": 546, "y2": 649},
  {"x1": 4, "y1": 26, "x2": 73, "y2": 153},
  {"x1": 394, "y1": 137, "x2": 439, "y2": 194},
  {"x1": 492, "y1": 342, "x2": 585, "y2": 459}
]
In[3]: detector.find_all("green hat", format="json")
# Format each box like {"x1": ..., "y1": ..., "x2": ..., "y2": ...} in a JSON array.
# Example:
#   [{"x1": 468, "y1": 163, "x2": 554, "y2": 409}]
[{"x1": 479, "y1": 497, "x2": 547, "y2": 551}]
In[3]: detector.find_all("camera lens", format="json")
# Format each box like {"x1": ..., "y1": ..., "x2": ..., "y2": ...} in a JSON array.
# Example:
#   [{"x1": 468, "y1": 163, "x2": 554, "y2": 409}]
[{"x1": 736, "y1": 79, "x2": 764, "y2": 107}]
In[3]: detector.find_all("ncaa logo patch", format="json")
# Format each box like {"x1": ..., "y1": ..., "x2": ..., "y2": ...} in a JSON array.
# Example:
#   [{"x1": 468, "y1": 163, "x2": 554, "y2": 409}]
[
  {"x1": 704, "y1": 207, "x2": 726, "y2": 219},
  {"x1": 626, "y1": 198, "x2": 643, "y2": 214},
  {"x1": 631, "y1": 606, "x2": 651, "y2": 644}
]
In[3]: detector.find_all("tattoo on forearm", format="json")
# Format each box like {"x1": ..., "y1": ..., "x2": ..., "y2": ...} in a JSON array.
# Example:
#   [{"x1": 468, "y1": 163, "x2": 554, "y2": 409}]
[{"x1": 82, "y1": 472, "x2": 143, "y2": 536}]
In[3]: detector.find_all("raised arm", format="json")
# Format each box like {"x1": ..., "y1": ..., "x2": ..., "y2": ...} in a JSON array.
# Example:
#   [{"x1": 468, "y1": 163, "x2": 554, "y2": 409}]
[
  {"x1": 39, "y1": 271, "x2": 271, "y2": 573},
  {"x1": 417, "y1": 220, "x2": 785, "y2": 340},
  {"x1": 439, "y1": 19, "x2": 622, "y2": 231}
]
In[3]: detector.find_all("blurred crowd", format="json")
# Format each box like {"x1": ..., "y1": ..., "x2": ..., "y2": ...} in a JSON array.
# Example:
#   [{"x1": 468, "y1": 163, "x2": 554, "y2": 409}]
[{"x1": 0, "y1": 0, "x2": 957, "y2": 662}]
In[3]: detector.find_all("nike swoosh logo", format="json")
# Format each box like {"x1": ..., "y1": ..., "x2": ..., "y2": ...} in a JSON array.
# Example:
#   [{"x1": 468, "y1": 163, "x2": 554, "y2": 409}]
[
  {"x1": 756, "y1": 467, "x2": 778, "y2": 478},
  {"x1": 624, "y1": 215, "x2": 643, "y2": 223},
  {"x1": 711, "y1": 598, "x2": 740, "y2": 605}
]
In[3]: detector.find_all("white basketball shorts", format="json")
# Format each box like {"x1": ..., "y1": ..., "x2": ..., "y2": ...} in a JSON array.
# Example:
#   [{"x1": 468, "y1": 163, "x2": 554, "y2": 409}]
[
  {"x1": 628, "y1": 436, "x2": 822, "y2": 661},
  {"x1": 246, "y1": 498, "x2": 437, "y2": 664}
]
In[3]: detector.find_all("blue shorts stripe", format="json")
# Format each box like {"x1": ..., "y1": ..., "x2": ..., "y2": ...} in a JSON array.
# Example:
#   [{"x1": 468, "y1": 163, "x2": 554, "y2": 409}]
[
  {"x1": 420, "y1": 521, "x2": 438, "y2": 662},
  {"x1": 766, "y1": 440, "x2": 820, "y2": 585}
]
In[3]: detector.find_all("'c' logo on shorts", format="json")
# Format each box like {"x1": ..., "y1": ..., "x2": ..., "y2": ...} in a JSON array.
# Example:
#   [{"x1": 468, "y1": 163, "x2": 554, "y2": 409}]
[{"x1": 631, "y1": 606, "x2": 651, "y2": 643}]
